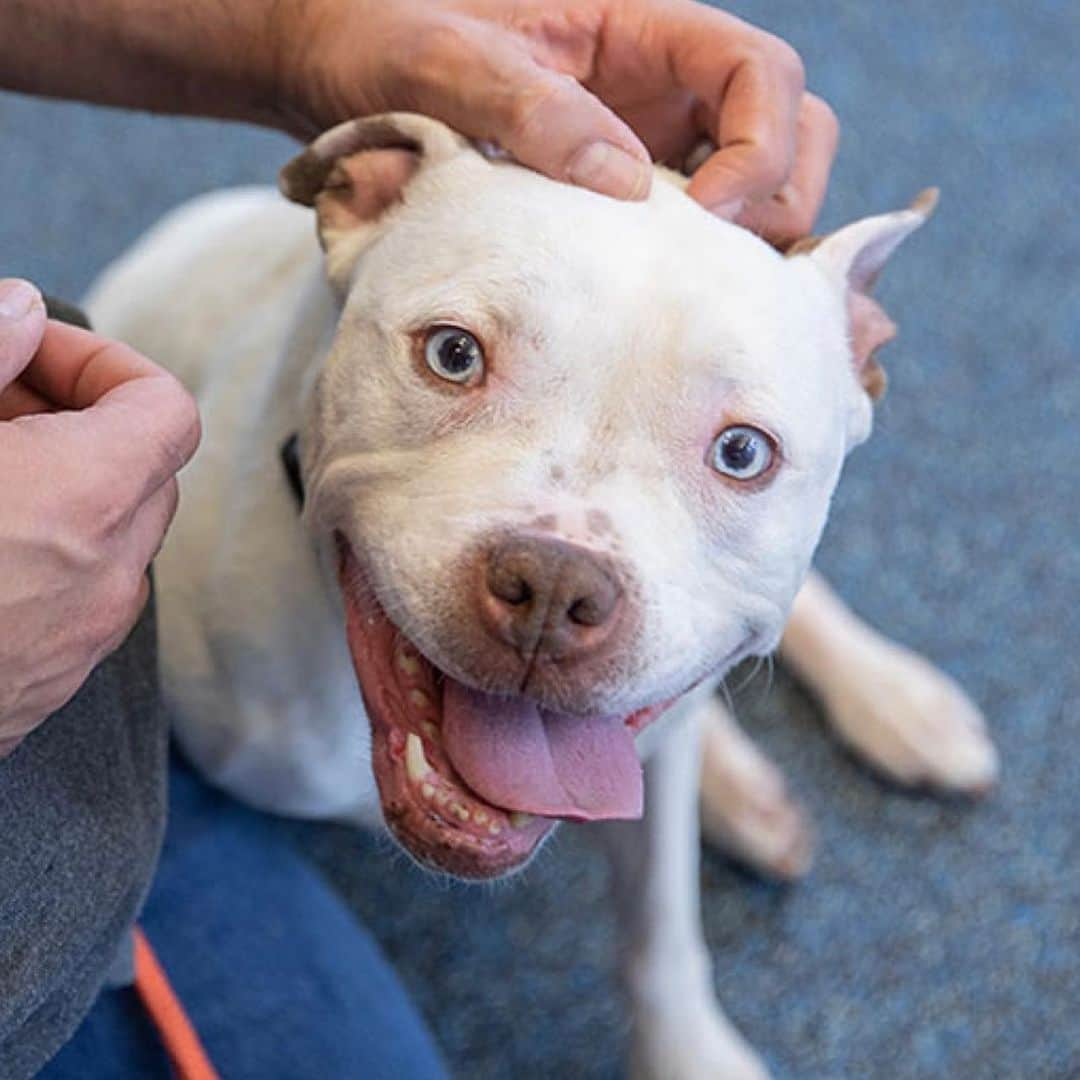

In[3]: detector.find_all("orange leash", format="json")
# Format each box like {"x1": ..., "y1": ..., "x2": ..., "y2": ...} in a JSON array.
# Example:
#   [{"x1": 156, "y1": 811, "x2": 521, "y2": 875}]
[{"x1": 132, "y1": 926, "x2": 221, "y2": 1080}]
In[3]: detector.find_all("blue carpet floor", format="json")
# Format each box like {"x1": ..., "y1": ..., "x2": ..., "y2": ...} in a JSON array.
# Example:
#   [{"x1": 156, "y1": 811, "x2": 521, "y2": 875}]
[{"x1": 2, "y1": 2, "x2": 1076, "y2": 1076}]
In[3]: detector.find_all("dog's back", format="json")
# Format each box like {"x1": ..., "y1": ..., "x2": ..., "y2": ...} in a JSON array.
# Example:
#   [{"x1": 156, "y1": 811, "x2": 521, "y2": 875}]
[
  {"x1": 86, "y1": 189, "x2": 378, "y2": 822},
  {"x1": 86, "y1": 187, "x2": 313, "y2": 395}
]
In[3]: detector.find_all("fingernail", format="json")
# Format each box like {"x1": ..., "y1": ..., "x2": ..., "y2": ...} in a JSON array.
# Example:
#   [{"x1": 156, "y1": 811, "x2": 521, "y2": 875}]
[
  {"x1": 568, "y1": 142, "x2": 651, "y2": 200},
  {"x1": 707, "y1": 199, "x2": 745, "y2": 220},
  {"x1": 0, "y1": 279, "x2": 40, "y2": 320}
]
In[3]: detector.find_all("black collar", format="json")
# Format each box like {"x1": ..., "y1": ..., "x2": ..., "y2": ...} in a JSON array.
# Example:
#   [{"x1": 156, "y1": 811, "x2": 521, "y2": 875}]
[{"x1": 280, "y1": 432, "x2": 304, "y2": 507}]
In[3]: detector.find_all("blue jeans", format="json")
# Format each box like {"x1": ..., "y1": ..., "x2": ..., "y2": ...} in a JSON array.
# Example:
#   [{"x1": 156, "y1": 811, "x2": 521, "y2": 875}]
[{"x1": 42, "y1": 756, "x2": 447, "y2": 1080}]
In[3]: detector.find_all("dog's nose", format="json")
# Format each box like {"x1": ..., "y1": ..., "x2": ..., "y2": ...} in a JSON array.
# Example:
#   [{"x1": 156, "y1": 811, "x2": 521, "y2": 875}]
[{"x1": 480, "y1": 536, "x2": 623, "y2": 661}]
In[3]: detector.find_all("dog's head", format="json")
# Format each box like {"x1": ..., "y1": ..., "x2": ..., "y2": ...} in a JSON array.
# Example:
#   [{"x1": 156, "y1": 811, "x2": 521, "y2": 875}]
[{"x1": 280, "y1": 114, "x2": 935, "y2": 879}]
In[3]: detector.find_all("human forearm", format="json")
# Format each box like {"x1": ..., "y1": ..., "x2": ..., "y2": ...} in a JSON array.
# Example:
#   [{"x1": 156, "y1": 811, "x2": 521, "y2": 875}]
[
  {"x1": 0, "y1": 0, "x2": 303, "y2": 130},
  {"x1": 0, "y1": 0, "x2": 839, "y2": 241}
]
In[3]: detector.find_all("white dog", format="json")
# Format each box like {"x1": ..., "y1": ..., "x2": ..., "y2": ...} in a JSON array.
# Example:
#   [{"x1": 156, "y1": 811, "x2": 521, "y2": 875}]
[{"x1": 87, "y1": 114, "x2": 998, "y2": 1078}]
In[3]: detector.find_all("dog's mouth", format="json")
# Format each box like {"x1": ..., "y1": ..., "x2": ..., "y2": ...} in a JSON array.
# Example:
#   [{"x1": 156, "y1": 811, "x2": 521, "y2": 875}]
[{"x1": 336, "y1": 538, "x2": 670, "y2": 879}]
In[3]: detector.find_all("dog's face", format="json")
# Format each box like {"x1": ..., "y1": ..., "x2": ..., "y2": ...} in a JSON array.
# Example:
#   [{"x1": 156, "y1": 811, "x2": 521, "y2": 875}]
[{"x1": 281, "y1": 115, "x2": 934, "y2": 879}]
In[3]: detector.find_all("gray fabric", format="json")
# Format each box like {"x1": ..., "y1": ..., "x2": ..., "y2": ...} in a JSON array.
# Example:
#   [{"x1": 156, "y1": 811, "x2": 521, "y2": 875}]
[{"x1": 0, "y1": 593, "x2": 166, "y2": 1080}]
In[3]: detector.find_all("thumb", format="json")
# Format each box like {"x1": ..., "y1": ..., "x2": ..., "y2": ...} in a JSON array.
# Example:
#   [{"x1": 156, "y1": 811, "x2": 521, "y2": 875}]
[{"x1": 0, "y1": 279, "x2": 47, "y2": 390}]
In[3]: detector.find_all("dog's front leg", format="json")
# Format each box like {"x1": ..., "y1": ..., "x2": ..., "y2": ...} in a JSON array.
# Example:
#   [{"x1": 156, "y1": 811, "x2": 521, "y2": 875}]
[
  {"x1": 780, "y1": 569, "x2": 998, "y2": 792},
  {"x1": 593, "y1": 703, "x2": 769, "y2": 1080},
  {"x1": 697, "y1": 693, "x2": 813, "y2": 881}
]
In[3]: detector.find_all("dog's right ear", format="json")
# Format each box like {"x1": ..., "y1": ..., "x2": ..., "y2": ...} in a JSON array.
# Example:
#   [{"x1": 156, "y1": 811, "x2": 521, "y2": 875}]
[
  {"x1": 280, "y1": 113, "x2": 470, "y2": 287},
  {"x1": 787, "y1": 189, "x2": 939, "y2": 408}
]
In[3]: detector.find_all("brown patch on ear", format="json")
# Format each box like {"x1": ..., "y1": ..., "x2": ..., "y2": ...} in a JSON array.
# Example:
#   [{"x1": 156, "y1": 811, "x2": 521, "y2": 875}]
[
  {"x1": 278, "y1": 149, "x2": 334, "y2": 208},
  {"x1": 909, "y1": 187, "x2": 940, "y2": 218},
  {"x1": 279, "y1": 117, "x2": 424, "y2": 206},
  {"x1": 861, "y1": 356, "x2": 888, "y2": 401}
]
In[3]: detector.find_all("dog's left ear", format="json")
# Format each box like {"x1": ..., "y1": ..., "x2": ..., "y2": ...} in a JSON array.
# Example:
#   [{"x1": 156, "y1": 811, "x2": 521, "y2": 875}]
[
  {"x1": 788, "y1": 189, "x2": 939, "y2": 406},
  {"x1": 280, "y1": 113, "x2": 471, "y2": 287}
]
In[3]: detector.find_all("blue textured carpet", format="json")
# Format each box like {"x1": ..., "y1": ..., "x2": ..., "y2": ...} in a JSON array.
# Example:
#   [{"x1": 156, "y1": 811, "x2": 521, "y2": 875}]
[{"x1": 2, "y1": 2, "x2": 1076, "y2": 1076}]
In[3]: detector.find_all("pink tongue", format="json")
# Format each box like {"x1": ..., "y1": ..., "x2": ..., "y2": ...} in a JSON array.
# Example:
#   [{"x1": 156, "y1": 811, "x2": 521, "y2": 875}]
[{"x1": 441, "y1": 682, "x2": 643, "y2": 821}]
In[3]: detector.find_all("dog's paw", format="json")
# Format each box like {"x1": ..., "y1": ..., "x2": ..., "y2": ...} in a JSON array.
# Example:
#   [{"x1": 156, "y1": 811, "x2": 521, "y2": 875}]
[
  {"x1": 628, "y1": 997, "x2": 770, "y2": 1080},
  {"x1": 697, "y1": 697, "x2": 814, "y2": 880},
  {"x1": 821, "y1": 641, "x2": 999, "y2": 794}
]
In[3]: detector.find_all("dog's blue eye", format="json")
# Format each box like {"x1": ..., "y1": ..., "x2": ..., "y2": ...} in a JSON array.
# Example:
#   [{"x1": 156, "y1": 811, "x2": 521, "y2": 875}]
[
  {"x1": 425, "y1": 327, "x2": 484, "y2": 383},
  {"x1": 710, "y1": 425, "x2": 775, "y2": 481}
]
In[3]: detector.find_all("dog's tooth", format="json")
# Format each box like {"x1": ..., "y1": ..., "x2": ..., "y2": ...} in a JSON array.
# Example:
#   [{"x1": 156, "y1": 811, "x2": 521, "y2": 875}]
[
  {"x1": 397, "y1": 650, "x2": 421, "y2": 678},
  {"x1": 421, "y1": 720, "x2": 439, "y2": 740},
  {"x1": 487, "y1": 822, "x2": 502, "y2": 836},
  {"x1": 509, "y1": 812, "x2": 534, "y2": 830},
  {"x1": 473, "y1": 809, "x2": 489, "y2": 825},
  {"x1": 408, "y1": 688, "x2": 430, "y2": 711},
  {"x1": 420, "y1": 782, "x2": 435, "y2": 800},
  {"x1": 450, "y1": 802, "x2": 470, "y2": 822},
  {"x1": 405, "y1": 733, "x2": 432, "y2": 782}
]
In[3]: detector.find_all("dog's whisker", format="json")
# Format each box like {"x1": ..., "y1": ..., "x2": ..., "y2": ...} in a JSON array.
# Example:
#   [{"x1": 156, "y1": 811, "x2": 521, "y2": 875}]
[
  {"x1": 760, "y1": 653, "x2": 776, "y2": 701},
  {"x1": 729, "y1": 655, "x2": 763, "y2": 698},
  {"x1": 717, "y1": 674, "x2": 736, "y2": 721}
]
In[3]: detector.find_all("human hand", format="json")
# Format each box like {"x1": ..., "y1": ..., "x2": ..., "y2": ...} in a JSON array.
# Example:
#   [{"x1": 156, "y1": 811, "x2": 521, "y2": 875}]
[
  {"x1": 0, "y1": 280, "x2": 199, "y2": 758},
  {"x1": 279, "y1": 0, "x2": 838, "y2": 244}
]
